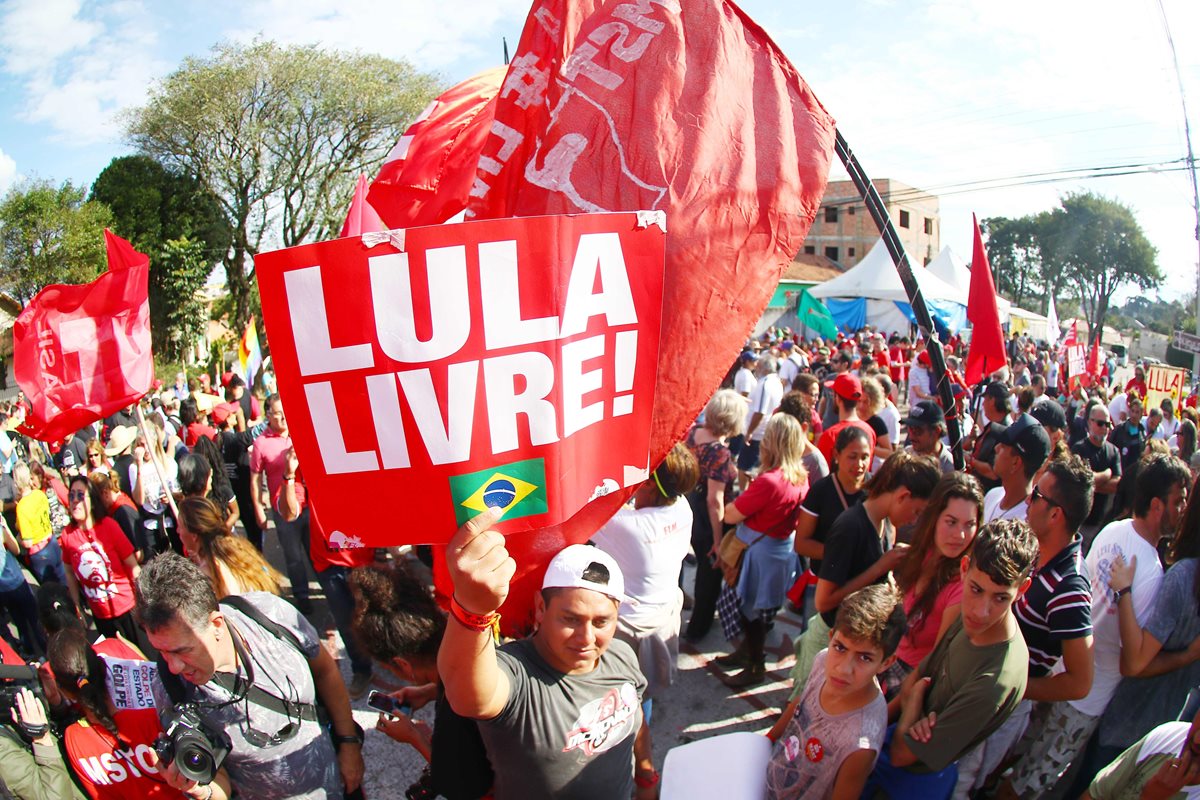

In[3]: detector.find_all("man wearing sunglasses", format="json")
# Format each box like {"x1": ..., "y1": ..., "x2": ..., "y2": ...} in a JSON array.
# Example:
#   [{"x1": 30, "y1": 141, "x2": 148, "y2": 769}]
[
  {"x1": 988, "y1": 454, "x2": 1096, "y2": 799},
  {"x1": 1072, "y1": 405, "x2": 1122, "y2": 548},
  {"x1": 136, "y1": 553, "x2": 364, "y2": 800}
]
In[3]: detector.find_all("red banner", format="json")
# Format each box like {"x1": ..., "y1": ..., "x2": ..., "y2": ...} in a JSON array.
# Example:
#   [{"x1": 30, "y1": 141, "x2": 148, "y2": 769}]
[
  {"x1": 13, "y1": 230, "x2": 152, "y2": 442},
  {"x1": 255, "y1": 212, "x2": 666, "y2": 546}
]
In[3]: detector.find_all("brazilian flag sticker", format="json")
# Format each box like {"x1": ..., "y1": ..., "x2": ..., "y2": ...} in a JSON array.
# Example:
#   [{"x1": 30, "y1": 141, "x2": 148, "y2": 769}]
[{"x1": 449, "y1": 458, "x2": 548, "y2": 525}]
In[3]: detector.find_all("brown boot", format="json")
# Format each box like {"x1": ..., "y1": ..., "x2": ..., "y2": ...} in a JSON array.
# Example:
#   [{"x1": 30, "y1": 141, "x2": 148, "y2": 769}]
[
  {"x1": 722, "y1": 661, "x2": 766, "y2": 689},
  {"x1": 713, "y1": 641, "x2": 751, "y2": 670}
]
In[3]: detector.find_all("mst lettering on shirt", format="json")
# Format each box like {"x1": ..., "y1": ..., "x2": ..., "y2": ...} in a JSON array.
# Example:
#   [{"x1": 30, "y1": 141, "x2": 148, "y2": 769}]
[
  {"x1": 479, "y1": 637, "x2": 646, "y2": 800},
  {"x1": 65, "y1": 708, "x2": 176, "y2": 799}
]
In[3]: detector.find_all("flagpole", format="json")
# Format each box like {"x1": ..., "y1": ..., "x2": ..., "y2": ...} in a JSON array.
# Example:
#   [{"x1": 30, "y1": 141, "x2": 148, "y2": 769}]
[
  {"x1": 135, "y1": 405, "x2": 180, "y2": 522},
  {"x1": 835, "y1": 130, "x2": 964, "y2": 468}
]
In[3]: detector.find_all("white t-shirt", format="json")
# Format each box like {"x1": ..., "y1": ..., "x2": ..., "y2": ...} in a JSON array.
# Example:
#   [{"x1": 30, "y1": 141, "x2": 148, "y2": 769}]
[
  {"x1": 778, "y1": 353, "x2": 805, "y2": 387},
  {"x1": 983, "y1": 486, "x2": 1029, "y2": 524},
  {"x1": 1153, "y1": 417, "x2": 1179, "y2": 441},
  {"x1": 1108, "y1": 393, "x2": 1129, "y2": 425},
  {"x1": 734, "y1": 367, "x2": 756, "y2": 396},
  {"x1": 745, "y1": 375, "x2": 784, "y2": 442},
  {"x1": 1070, "y1": 519, "x2": 1164, "y2": 718},
  {"x1": 591, "y1": 500, "x2": 693, "y2": 626},
  {"x1": 879, "y1": 403, "x2": 901, "y2": 444}
]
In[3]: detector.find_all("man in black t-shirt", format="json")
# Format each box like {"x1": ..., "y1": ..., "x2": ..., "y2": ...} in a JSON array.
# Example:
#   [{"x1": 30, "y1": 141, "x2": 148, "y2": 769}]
[
  {"x1": 969, "y1": 382, "x2": 1011, "y2": 493},
  {"x1": 1071, "y1": 404, "x2": 1121, "y2": 547},
  {"x1": 1108, "y1": 396, "x2": 1147, "y2": 473}
]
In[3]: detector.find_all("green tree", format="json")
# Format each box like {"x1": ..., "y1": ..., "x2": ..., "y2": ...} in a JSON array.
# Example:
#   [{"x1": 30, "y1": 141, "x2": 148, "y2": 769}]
[
  {"x1": 1042, "y1": 192, "x2": 1160, "y2": 339},
  {"x1": 91, "y1": 155, "x2": 232, "y2": 360},
  {"x1": 126, "y1": 41, "x2": 441, "y2": 326},
  {"x1": 0, "y1": 180, "x2": 113, "y2": 303},
  {"x1": 982, "y1": 214, "x2": 1050, "y2": 312}
]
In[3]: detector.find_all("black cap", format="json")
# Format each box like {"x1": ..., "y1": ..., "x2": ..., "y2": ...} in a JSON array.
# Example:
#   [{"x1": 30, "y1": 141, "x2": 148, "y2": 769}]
[
  {"x1": 999, "y1": 413, "x2": 1052, "y2": 466},
  {"x1": 904, "y1": 400, "x2": 945, "y2": 428},
  {"x1": 983, "y1": 381, "x2": 1012, "y2": 411},
  {"x1": 1030, "y1": 398, "x2": 1067, "y2": 430}
]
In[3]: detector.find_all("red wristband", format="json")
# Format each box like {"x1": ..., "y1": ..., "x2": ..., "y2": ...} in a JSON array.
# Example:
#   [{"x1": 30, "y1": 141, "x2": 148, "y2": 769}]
[
  {"x1": 634, "y1": 770, "x2": 660, "y2": 789},
  {"x1": 450, "y1": 596, "x2": 501, "y2": 642}
]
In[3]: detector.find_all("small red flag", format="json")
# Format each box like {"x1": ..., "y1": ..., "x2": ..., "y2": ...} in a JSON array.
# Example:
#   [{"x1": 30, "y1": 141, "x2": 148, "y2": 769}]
[
  {"x1": 13, "y1": 230, "x2": 152, "y2": 442},
  {"x1": 339, "y1": 174, "x2": 386, "y2": 238},
  {"x1": 964, "y1": 214, "x2": 1007, "y2": 385},
  {"x1": 366, "y1": 66, "x2": 507, "y2": 229}
]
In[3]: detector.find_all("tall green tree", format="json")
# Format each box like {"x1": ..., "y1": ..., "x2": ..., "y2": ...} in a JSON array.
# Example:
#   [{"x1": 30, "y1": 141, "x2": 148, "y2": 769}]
[
  {"x1": 91, "y1": 155, "x2": 232, "y2": 360},
  {"x1": 0, "y1": 180, "x2": 113, "y2": 303},
  {"x1": 981, "y1": 214, "x2": 1050, "y2": 312},
  {"x1": 1042, "y1": 192, "x2": 1160, "y2": 338},
  {"x1": 126, "y1": 41, "x2": 441, "y2": 326}
]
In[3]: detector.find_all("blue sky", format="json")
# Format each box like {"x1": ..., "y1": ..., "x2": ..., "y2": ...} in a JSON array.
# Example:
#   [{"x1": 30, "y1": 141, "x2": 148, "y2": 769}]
[{"x1": 2, "y1": 0, "x2": 1199, "y2": 303}]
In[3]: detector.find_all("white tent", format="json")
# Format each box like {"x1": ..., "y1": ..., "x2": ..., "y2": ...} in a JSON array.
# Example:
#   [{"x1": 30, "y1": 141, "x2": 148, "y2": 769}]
[
  {"x1": 925, "y1": 246, "x2": 1011, "y2": 321},
  {"x1": 809, "y1": 239, "x2": 969, "y2": 334},
  {"x1": 1008, "y1": 306, "x2": 1050, "y2": 342}
]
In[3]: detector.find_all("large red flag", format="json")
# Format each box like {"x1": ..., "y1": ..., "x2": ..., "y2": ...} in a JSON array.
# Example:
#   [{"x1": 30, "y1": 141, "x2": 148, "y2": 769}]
[
  {"x1": 366, "y1": 66, "x2": 507, "y2": 229},
  {"x1": 13, "y1": 230, "x2": 152, "y2": 442},
  {"x1": 436, "y1": 0, "x2": 836, "y2": 632},
  {"x1": 339, "y1": 174, "x2": 386, "y2": 238},
  {"x1": 964, "y1": 214, "x2": 1007, "y2": 385}
]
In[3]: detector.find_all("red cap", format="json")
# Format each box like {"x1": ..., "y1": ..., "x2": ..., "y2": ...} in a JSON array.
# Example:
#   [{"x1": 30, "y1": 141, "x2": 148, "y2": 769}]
[
  {"x1": 824, "y1": 373, "x2": 863, "y2": 401},
  {"x1": 211, "y1": 403, "x2": 238, "y2": 425},
  {"x1": 918, "y1": 350, "x2": 931, "y2": 367},
  {"x1": 221, "y1": 371, "x2": 235, "y2": 388}
]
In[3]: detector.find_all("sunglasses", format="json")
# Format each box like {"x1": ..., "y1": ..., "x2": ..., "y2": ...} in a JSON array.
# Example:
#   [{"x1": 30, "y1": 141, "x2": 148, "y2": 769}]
[
  {"x1": 1090, "y1": 418, "x2": 1113, "y2": 428},
  {"x1": 1031, "y1": 486, "x2": 1061, "y2": 510}
]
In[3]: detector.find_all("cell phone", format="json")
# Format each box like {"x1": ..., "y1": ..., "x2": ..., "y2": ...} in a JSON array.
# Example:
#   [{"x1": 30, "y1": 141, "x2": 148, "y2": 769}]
[{"x1": 367, "y1": 690, "x2": 411, "y2": 717}]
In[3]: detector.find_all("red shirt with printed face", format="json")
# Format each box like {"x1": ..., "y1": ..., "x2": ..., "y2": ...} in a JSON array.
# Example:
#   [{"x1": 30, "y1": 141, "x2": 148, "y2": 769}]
[{"x1": 59, "y1": 519, "x2": 136, "y2": 619}]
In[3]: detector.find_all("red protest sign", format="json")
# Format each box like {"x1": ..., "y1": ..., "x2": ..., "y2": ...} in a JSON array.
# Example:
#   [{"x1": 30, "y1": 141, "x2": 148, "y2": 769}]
[{"x1": 255, "y1": 212, "x2": 666, "y2": 546}]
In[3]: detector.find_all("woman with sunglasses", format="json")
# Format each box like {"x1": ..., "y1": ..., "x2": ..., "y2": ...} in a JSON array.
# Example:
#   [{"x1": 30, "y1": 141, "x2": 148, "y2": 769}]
[
  {"x1": 83, "y1": 439, "x2": 110, "y2": 477},
  {"x1": 47, "y1": 627, "x2": 232, "y2": 799},
  {"x1": 58, "y1": 476, "x2": 142, "y2": 645}
]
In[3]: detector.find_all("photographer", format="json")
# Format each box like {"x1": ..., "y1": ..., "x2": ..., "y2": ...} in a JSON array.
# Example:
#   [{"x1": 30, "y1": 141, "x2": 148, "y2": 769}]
[
  {"x1": 0, "y1": 638, "x2": 84, "y2": 800},
  {"x1": 136, "y1": 553, "x2": 365, "y2": 800},
  {"x1": 47, "y1": 628, "x2": 230, "y2": 799},
  {"x1": 350, "y1": 564, "x2": 493, "y2": 799}
]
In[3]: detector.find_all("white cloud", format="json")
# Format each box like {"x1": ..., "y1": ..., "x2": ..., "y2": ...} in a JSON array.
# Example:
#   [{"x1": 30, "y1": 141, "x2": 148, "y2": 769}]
[
  {"x1": 222, "y1": 0, "x2": 531, "y2": 73},
  {"x1": 0, "y1": 0, "x2": 168, "y2": 144},
  {"x1": 0, "y1": 147, "x2": 16, "y2": 196}
]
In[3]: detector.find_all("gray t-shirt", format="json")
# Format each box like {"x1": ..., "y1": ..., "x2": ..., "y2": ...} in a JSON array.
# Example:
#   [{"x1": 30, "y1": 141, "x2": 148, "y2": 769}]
[
  {"x1": 479, "y1": 637, "x2": 646, "y2": 800},
  {"x1": 151, "y1": 593, "x2": 341, "y2": 800},
  {"x1": 1099, "y1": 558, "x2": 1200, "y2": 751},
  {"x1": 767, "y1": 649, "x2": 886, "y2": 799}
]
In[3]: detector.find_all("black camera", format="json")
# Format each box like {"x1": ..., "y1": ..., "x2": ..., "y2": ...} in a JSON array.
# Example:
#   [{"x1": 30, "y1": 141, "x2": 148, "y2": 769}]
[
  {"x1": 154, "y1": 703, "x2": 231, "y2": 784},
  {"x1": 0, "y1": 663, "x2": 43, "y2": 728}
]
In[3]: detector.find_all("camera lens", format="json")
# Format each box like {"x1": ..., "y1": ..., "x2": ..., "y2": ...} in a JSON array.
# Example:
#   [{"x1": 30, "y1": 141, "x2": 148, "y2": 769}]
[{"x1": 179, "y1": 745, "x2": 213, "y2": 780}]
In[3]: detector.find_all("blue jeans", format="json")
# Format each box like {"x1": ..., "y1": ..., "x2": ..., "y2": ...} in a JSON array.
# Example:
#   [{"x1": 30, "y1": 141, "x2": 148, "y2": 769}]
[
  {"x1": 28, "y1": 537, "x2": 66, "y2": 586},
  {"x1": 315, "y1": 564, "x2": 371, "y2": 676},
  {"x1": 272, "y1": 508, "x2": 314, "y2": 603}
]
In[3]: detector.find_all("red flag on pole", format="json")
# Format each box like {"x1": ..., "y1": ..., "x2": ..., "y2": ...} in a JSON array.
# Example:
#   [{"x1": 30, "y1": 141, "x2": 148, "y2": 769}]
[
  {"x1": 964, "y1": 214, "x2": 1007, "y2": 385},
  {"x1": 366, "y1": 66, "x2": 507, "y2": 229},
  {"x1": 339, "y1": 174, "x2": 386, "y2": 238},
  {"x1": 1087, "y1": 335, "x2": 1103, "y2": 384},
  {"x1": 433, "y1": 0, "x2": 836, "y2": 631},
  {"x1": 13, "y1": 230, "x2": 152, "y2": 442}
]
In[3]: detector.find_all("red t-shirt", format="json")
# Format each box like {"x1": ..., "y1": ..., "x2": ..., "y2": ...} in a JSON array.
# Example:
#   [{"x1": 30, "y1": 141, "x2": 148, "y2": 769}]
[
  {"x1": 816, "y1": 420, "x2": 877, "y2": 467},
  {"x1": 274, "y1": 479, "x2": 373, "y2": 573},
  {"x1": 733, "y1": 468, "x2": 807, "y2": 539},
  {"x1": 184, "y1": 421, "x2": 218, "y2": 448},
  {"x1": 65, "y1": 708, "x2": 178, "y2": 799},
  {"x1": 59, "y1": 519, "x2": 137, "y2": 619},
  {"x1": 1125, "y1": 378, "x2": 1147, "y2": 399}
]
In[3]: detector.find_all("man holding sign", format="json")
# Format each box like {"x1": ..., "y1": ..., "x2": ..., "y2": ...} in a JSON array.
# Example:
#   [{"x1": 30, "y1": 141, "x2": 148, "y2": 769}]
[{"x1": 439, "y1": 507, "x2": 658, "y2": 799}]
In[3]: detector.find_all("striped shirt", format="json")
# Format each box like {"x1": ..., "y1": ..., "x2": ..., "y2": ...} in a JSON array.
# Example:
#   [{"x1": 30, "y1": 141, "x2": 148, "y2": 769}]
[{"x1": 1014, "y1": 536, "x2": 1092, "y2": 677}]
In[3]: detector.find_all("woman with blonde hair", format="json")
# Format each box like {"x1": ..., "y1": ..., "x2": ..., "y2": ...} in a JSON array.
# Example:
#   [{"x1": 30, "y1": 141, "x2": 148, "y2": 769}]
[
  {"x1": 683, "y1": 388, "x2": 744, "y2": 641},
  {"x1": 715, "y1": 413, "x2": 808, "y2": 687},
  {"x1": 83, "y1": 438, "x2": 109, "y2": 476},
  {"x1": 13, "y1": 460, "x2": 67, "y2": 585},
  {"x1": 176, "y1": 496, "x2": 282, "y2": 598}
]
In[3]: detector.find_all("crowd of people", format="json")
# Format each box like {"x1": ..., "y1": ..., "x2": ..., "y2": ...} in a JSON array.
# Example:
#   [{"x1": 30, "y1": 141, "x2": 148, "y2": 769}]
[{"x1": 0, "y1": 327, "x2": 1199, "y2": 799}]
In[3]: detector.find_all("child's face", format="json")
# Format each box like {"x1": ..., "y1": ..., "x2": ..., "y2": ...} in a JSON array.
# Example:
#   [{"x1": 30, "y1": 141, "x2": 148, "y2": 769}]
[
  {"x1": 825, "y1": 631, "x2": 891, "y2": 696},
  {"x1": 959, "y1": 561, "x2": 1027, "y2": 637}
]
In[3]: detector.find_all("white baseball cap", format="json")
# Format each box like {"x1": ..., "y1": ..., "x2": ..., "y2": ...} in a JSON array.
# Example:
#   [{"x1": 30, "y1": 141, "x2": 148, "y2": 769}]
[{"x1": 542, "y1": 544, "x2": 632, "y2": 605}]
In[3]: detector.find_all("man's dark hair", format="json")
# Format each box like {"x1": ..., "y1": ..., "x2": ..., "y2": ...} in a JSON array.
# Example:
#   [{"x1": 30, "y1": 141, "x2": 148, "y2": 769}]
[
  {"x1": 792, "y1": 373, "x2": 819, "y2": 395},
  {"x1": 1044, "y1": 454, "x2": 1094, "y2": 532},
  {"x1": 970, "y1": 519, "x2": 1039, "y2": 587},
  {"x1": 865, "y1": 450, "x2": 941, "y2": 501},
  {"x1": 177, "y1": 453, "x2": 212, "y2": 497},
  {"x1": 135, "y1": 551, "x2": 219, "y2": 632},
  {"x1": 1133, "y1": 454, "x2": 1191, "y2": 519},
  {"x1": 778, "y1": 391, "x2": 812, "y2": 426},
  {"x1": 179, "y1": 397, "x2": 199, "y2": 427},
  {"x1": 265, "y1": 393, "x2": 281, "y2": 415},
  {"x1": 833, "y1": 584, "x2": 906, "y2": 659},
  {"x1": 350, "y1": 565, "x2": 445, "y2": 664}
]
